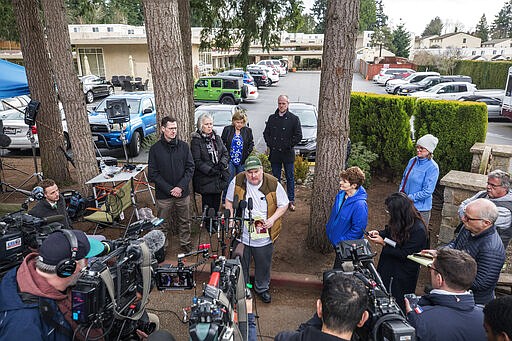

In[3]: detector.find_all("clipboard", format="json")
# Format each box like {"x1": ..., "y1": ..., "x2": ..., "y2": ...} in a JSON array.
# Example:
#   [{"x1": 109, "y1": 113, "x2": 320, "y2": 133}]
[{"x1": 407, "y1": 253, "x2": 434, "y2": 267}]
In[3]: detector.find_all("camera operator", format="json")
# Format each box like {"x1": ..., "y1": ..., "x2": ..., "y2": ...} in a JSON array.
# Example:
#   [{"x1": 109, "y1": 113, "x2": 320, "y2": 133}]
[
  {"x1": 274, "y1": 272, "x2": 369, "y2": 341},
  {"x1": 29, "y1": 179, "x2": 72, "y2": 229},
  {"x1": 0, "y1": 229, "x2": 104, "y2": 339},
  {"x1": 405, "y1": 248, "x2": 486, "y2": 341}
]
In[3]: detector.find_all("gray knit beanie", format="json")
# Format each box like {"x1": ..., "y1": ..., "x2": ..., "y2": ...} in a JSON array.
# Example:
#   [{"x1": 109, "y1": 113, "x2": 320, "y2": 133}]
[{"x1": 416, "y1": 134, "x2": 438, "y2": 153}]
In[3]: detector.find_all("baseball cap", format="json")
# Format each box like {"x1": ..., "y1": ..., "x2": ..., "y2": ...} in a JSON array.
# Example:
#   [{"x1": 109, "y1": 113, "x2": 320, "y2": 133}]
[
  {"x1": 244, "y1": 156, "x2": 262, "y2": 171},
  {"x1": 38, "y1": 230, "x2": 105, "y2": 266}
]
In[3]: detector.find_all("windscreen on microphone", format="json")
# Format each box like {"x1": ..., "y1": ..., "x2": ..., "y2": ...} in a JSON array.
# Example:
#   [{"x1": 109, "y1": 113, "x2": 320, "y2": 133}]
[
  {"x1": 142, "y1": 229, "x2": 166, "y2": 254},
  {"x1": 247, "y1": 197, "x2": 253, "y2": 210},
  {"x1": 232, "y1": 194, "x2": 239, "y2": 210},
  {"x1": 207, "y1": 208, "x2": 216, "y2": 219},
  {"x1": 239, "y1": 200, "x2": 247, "y2": 210},
  {"x1": 31, "y1": 186, "x2": 45, "y2": 200},
  {"x1": 43, "y1": 215, "x2": 65, "y2": 224}
]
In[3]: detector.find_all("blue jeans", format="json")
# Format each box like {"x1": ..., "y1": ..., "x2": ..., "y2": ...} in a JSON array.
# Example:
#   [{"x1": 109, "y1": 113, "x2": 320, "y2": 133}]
[{"x1": 271, "y1": 162, "x2": 294, "y2": 202}]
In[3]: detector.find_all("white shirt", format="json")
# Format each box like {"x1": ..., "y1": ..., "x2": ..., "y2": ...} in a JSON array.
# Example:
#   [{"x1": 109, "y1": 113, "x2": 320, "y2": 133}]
[{"x1": 226, "y1": 176, "x2": 289, "y2": 247}]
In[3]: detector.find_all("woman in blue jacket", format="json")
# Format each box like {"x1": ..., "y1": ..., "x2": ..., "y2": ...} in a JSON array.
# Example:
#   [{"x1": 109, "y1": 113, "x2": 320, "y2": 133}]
[
  {"x1": 399, "y1": 134, "x2": 439, "y2": 227},
  {"x1": 325, "y1": 166, "x2": 368, "y2": 269}
]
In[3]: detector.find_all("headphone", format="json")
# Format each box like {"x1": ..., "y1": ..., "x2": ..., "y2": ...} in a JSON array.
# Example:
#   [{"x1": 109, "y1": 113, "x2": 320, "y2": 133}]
[{"x1": 54, "y1": 229, "x2": 78, "y2": 278}]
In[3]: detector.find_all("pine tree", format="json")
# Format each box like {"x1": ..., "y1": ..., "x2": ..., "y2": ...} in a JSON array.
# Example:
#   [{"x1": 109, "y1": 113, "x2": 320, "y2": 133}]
[
  {"x1": 391, "y1": 24, "x2": 411, "y2": 58},
  {"x1": 490, "y1": 1, "x2": 512, "y2": 39},
  {"x1": 422, "y1": 16, "x2": 443, "y2": 37},
  {"x1": 474, "y1": 14, "x2": 489, "y2": 42}
]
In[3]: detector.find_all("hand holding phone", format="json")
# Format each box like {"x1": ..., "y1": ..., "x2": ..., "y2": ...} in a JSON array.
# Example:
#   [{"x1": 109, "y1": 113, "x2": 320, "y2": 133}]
[{"x1": 404, "y1": 293, "x2": 420, "y2": 310}]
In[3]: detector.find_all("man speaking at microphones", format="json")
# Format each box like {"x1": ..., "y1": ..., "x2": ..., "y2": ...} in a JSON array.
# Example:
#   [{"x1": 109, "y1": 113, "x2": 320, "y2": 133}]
[
  {"x1": 29, "y1": 179, "x2": 72, "y2": 229},
  {"x1": 225, "y1": 156, "x2": 289, "y2": 304}
]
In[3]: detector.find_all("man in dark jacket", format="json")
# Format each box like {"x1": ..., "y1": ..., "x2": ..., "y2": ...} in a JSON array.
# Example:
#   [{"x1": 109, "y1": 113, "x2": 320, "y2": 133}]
[
  {"x1": 148, "y1": 116, "x2": 195, "y2": 253},
  {"x1": 405, "y1": 248, "x2": 486, "y2": 341},
  {"x1": 274, "y1": 272, "x2": 369, "y2": 341},
  {"x1": 29, "y1": 178, "x2": 72, "y2": 229},
  {"x1": 0, "y1": 230, "x2": 104, "y2": 340},
  {"x1": 483, "y1": 295, "x2": 512, "y2": 341},
  {"x1": 263, "y1": 95, "x2": 302, "y2": 211}
]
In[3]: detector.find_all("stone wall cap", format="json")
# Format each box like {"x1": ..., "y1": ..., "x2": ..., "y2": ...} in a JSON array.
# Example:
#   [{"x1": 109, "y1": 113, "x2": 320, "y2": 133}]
[
  {"x1": 440, "y1": 170, "x2": 487, "y2": 191},
  {"x1": 471, "y1": 143, "x2": 512, "y2": 156}
]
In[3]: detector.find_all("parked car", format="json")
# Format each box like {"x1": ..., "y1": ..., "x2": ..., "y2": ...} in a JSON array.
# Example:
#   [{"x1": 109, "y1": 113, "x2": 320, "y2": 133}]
[
  {"x1": 408, "y1": 82, "x2": 477, "y2": 100},
  {"x1": 247, "y1": 67, "x2": 271, "y2": 87},
  {"x1": 0, "y1": 95, "x2": 31, "y2": 118},
  {"x1": 459, "y1": 96, "x2": 503, "y2": 120},
  {"x1": 88, "y1": 93, "x2": 157, "y2": 156},
  {"x1": 2, "y1": 103, "x2": 69, "y2": 151},
  {"x1": 218, "y1": 70, "x2": 256, "y2": 87},
  {"x1": 257, "y1": 60, "x2": 287, "y2": 76},
  {"x1": 385, "y1": 72, "x2": 440, "y2": 94},
  {"x1": 248, "y1": 64, "x2": 279, "y2": 84},
  {"x1": 80, "y1": 75, "x2": 115, "y2": 104},
  {"x1": 397, "y1": 75, "x2": 472, "y2": 95},
  {"x1": 194, "y1": 104, "x2": 239, "y2": 133},
  {"x1": 374, "y1": 68, "x2": 416, "y2": 85},
  {"x1": 289, "y1": 102, "x2": 318, "y2": 160},
  {"x1": 194, "y1": 76, "x2": 245, "y2": 105}
]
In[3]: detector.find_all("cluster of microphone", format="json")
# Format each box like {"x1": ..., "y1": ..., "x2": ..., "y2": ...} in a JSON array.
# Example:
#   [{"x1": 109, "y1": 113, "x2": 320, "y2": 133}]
[{"x1": 198, "y1": 194, "x2": 255, "y2": 237}]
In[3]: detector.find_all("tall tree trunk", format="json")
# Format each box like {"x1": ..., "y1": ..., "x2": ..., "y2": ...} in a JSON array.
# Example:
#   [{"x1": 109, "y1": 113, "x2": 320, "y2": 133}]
[
  {"x1": 177, "y1": 0, "x2": 195, "y2": 139},
  {"x1": 307, "y1": 0, "x2": 360, "y2": 252},
  {"x1": 142, "y1": 0, "x2": 191, "y2": 140},
  {"x1": 11, "y1": 0, "x2": 71, "y2": 184},
  {"x1": 40, "y1": 0, "x2": 98, "y2": 196}
]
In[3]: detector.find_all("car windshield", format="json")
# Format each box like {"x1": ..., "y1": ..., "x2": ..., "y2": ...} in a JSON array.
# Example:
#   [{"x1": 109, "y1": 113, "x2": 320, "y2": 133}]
[
  {"x1": 417, "y1": 78, "x2": 435, "y2": 86},
  {"x1": 2, "y1": 111, "x2": 24, "y2": 120},
  {"x1": 195, "y1": 109, "x2": 233, "y2": 126},
  {"x1": 424, "y1": 83, "x2": 444, "y2": 93},
  {"x1": 292, "y1": 109, "x2": 317, "y2": 127},
  {"x1": 94, "y1": 98, "x2": 141, "y2": 115}
]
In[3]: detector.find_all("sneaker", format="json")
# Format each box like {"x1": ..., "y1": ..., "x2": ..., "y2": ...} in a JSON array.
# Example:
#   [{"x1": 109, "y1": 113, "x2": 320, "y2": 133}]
[
  {"x1": 258, "y1": 290, "x2": 272, "y2": 303},
  {"x1": 288, "y1": 202, "x2": 296, "y2": 211}
]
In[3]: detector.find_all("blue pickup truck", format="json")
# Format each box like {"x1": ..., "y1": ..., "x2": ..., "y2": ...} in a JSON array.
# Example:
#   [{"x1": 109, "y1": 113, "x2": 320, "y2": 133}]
[{"x1": 88, "y1": 93, "x2": 157, "y2": 156}]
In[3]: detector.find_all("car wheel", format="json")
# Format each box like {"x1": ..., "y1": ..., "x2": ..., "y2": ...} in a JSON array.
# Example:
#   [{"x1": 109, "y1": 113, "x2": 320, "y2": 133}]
[
  {"x1": 86, "y1": 91, "x2": 94, "y2": 103},
  {"x1": 63, "y1": 132, "x2": 71, "y2": 150},
  {"x1": 129, "y1": 131, "x2": 141, "y2": 157},
  {"x1": 220, "y1": 96, "x2": 235, "y2": 105},
  {"x1": 108, "y1": 86, "x2": 115, "y2": 95},
  {"x1": 393, "y1": 88, "x2": 400, "y2": 94}
]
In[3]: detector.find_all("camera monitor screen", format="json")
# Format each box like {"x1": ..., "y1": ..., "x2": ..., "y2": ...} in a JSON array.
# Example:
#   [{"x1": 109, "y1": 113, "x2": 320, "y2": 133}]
[
  {"x1": 105, "y1": 99, "x2": 130, "y2": 123},
  {"x1": 335, "y1": 239, "x2": 375, "y2": 262}
]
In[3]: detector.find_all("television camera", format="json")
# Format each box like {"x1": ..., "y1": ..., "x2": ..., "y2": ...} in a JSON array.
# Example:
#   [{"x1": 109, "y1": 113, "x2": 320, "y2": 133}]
[
  {"x1": 333, "y1": 239, "x2": 416, "y2": 341},
  {"x1": 0, "y1": 210, "x2": 64, "y2": 277}
]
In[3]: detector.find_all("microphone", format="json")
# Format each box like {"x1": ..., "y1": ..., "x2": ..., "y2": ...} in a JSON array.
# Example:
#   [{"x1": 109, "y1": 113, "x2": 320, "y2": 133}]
[
  {"x1": 42, "y1": 215, "x2": 65, "y2": 224},
  {"x1": 247, "y1": 198, "x2": 253, "y2": 232},
  {"x1": 200, "y1": 205, "x2": 208, "y2": 229},
  {"x1": 208, "y1": 208, "x2": 215, "y2": 235},
  {"x1": 31, "y1": 186, "x2": 44, "y2": 201},
  {"x1": 247, "y1": 198, "x2": 253, "y2": 211},
  {"x1": 141, "y1": 229, "x2": 166, "y2": 254},
  {"x1": 232, "y1": 194, "x2": 239, "y2": 210}
]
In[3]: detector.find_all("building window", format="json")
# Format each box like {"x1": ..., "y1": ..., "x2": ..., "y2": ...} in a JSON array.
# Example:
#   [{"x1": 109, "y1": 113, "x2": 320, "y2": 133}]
[
  {"x1": 463, "y1": 38, "x2": 467, "y2": 43},
  {"x1": 107, "y1": 27, "x2": 113, "y2": 32},
  {"x1": 92, "y1": 27, "x2": 99, "y2": 32},
  {"x1": 73, "y1": 27, "x2": 79, "y2": 32},
  {"x1": 493, "y1": 50, "x2": 497, "y2": 54},
  {"x1": 128, "y1": 29, "x2": 134, "y2": 34},
  {"x1": 78, "y1": 48, "x2": 105, "y2": 77}
]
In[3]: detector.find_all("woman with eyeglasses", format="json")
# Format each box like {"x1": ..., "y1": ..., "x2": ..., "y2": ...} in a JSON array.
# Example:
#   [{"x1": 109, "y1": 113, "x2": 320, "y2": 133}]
[
  {"x1": 367, "y1": 192, "x2": 428, "y2": 313},
  {"x1": 399, "y1": 134, "x2": 440, "y2": 228}
]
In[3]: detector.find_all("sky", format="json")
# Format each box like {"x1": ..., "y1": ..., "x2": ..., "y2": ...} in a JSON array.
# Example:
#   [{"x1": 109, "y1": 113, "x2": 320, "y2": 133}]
[{"x1": 302, "y1": 0, "x2": 506, "y2": 37}]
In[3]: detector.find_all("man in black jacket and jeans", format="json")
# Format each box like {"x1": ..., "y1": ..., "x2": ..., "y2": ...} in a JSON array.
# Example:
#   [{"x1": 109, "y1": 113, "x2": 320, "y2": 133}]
[
  {"x1": 263, "y1": 95, "x2": 302, "y2": 211},
  {"x1": 148, "y1": 116, "x2": 195, "y2": 253}
]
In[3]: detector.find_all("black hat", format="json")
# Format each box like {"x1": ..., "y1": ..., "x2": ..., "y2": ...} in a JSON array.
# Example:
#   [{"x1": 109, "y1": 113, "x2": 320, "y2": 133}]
[{"x1": 38, "y1": 230, "x2": 104, "y2": 266}]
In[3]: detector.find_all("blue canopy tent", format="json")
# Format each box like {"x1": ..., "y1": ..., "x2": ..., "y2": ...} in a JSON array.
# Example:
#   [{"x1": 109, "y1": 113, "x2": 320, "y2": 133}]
[{"x1": 0, "y1": 59, "x2": 29, "y2": 98}]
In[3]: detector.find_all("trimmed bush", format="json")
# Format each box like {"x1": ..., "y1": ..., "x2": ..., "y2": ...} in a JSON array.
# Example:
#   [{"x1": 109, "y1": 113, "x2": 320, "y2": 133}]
[
  {"x1": 347, "y1": 142, "x2": 378, "y2": 186},
  {"x1": 294, "y1": 155, "x2": 310, "y2": 183},
  {"x1": 454, "y1": 60, "x2": 512, "y2": 89},
  {"x1": 413, "y1": 99, "x2": 487, "y2": 178},
  {"x1": 349, "y1": 93, "x2": 416, "y2": 177}
]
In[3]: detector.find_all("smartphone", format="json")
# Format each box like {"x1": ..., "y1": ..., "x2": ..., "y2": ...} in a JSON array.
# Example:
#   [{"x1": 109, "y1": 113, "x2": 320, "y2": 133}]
[
  {"x1": 364, "y1": 230, "x2": 370, "y2": 236},
  {"x1": 404, "y1": 293, "x2": 420, "y2": 309}
]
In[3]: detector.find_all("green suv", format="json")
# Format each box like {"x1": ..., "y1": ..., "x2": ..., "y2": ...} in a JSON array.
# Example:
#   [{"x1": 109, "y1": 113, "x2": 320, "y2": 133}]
[{"x1": 193, "y1": 76, "x2": 244, "y2": 105}]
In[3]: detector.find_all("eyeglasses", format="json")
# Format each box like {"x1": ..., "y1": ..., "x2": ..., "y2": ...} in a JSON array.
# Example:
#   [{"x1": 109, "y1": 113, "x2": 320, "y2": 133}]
[
  {"x1": 416, "y1": 146, "x2": 427, "y2": 151},
  {"x1": 427, "y1": 264, "x2": 442, "y2": 276},
  {"x1": 487, "y1": 182, "x2": 502, "y2": 189},
  {"x1": 462, "y1": 213, "x2": 484, "y2": 222}
]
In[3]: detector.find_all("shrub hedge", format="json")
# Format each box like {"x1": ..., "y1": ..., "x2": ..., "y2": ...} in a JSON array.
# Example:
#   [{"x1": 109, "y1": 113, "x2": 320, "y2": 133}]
[
  {"x1": 348, "y1": 93, "x2": 487, "y2": 180},
  {"x1": 349, "y1": 93, "x2": 416, "y2": 177},
  {"x1": 454, "y1": 60, "x2": 512, "y2": 89}
]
